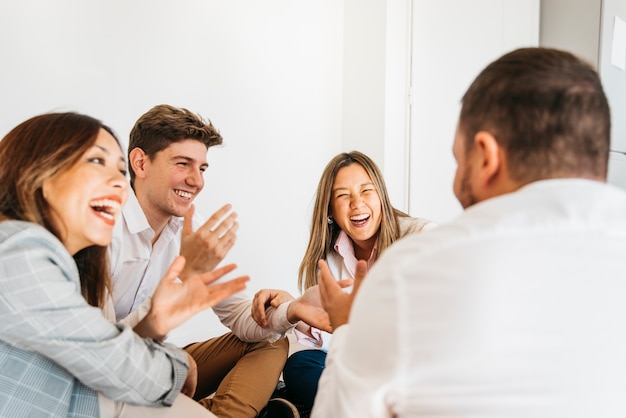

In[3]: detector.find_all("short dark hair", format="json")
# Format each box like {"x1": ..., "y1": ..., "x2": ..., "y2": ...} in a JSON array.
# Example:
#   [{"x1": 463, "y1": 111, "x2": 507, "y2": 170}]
[
  {"x1": 460, "y1": 47, "x2": 611, "y2": 182},
  {"x1": 128, "y1": 104, "x2": 223, "y2": 185}
]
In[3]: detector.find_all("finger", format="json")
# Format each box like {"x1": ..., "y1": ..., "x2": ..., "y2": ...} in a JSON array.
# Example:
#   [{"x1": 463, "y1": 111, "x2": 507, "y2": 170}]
[
  {"x1": 252, "y1": 291, "x2": 269, "y2": 327},
  {"x1": 269, "y1": 294, "x2": 282, "y2": 308},
  {"x1": 198, "y1": 263, "x2": 238, "y2": 285},
  {"x1": 217, "y1": 222, "x2": 238, "y2": 248},
  {"x1": 317, "y1": 259, "x2": 334, "y2": 308},
  {"x1": 251, "y1": 306, "x2": 267, "y2": 327},
  {"x1": 337, "y1": 279, "x2": 355, "y2": 289},
  {"x1": 182, "y1": 205, "x2": 196, "y2": 237},
  {"x1": 196, "y1": 203, "x2": 233, "y2": 235},
  {"x1": 270, "y1": 291, "x2": 295, "y2": 308},
  {"x1": 318, "y1": 259, "x2": 340, "y2": 291},
  {"x1": 213, "y1": 221, "x2": 238, "y2": 254},
  {"x1": 212, "y1": 212, "x2": 238, "y2": 238},
  {"x1": 204, "y1": 276, "x2": 250, "y2": 305},
  {"x1": 351, "y1": 260, "x2": 368, "y2": 296},
  {"x1": 163, "y1": 256, "x2": 187, "y2": 283}
]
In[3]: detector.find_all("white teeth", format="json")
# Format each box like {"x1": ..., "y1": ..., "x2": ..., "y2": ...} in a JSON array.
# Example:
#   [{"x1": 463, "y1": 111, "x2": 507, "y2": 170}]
[
  {"x1": 89, "y1": 199, "x2": 121, "y2": 215},
  {"x1": 175, "y1": 190, "x2": 193, "y2": 199},
  {"x1": 99, "y1": 211, "x2": 114, "y2": 220},
  {"x1": 350, "y1": 214, "x2": 369, "y2": 221}
]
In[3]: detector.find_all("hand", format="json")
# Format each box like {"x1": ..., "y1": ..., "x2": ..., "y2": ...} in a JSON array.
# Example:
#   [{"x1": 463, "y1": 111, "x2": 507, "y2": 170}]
[
  {"x1": 133, "y1": 256, "x2": 249, "y2": 340},
  {"x1": 181, "y1": 352, "x2": 198, "y2": 398},
  {"x1": 179, "y1": 204, "x2": 238, "y2": 280},
  {"x1": 251, "y1": 289, "x2": 295, "y2": 328},
  {"x1": 318, "y1": 259, "x2": 367, "y2": 330},
  {"x1": 287, "y1": 279, "x2": 353, "y2": 333}
]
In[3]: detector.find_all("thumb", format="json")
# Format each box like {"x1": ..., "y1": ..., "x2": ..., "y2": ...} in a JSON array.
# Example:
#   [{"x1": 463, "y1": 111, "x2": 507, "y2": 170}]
[
  {"x1": 182, "y1": 204, "x2": 195, "y2": 237},
  {"x1": 163, "y1": 256, "x2": 186, "y2": 283},
  {"x1": 351, "y1": 260, "x2": 368, "y2": 296}
]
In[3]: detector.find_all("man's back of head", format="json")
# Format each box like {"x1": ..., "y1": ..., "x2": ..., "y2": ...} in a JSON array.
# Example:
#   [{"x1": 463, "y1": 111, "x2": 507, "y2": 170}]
[{"x1": 458, "y1": 47, "x2": 611, "y2": 185}]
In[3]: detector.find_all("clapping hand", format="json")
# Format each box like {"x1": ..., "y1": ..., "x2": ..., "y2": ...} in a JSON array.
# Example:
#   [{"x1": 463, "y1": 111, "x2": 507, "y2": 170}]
[
  {"x1": 318, "y1": 259, "x2": 366, "y2": 330},
  {"x1": 134, "y1": 256, "x2": 249, "y2": 340},
  {"x1": 179, "y1": 204, "x2": 238, "y2": 280}
]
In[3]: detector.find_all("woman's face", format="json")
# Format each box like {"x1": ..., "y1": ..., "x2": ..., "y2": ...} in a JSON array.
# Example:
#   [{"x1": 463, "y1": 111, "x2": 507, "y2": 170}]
[
  {"x1": 43, "y1": 128, "x2": 128, "y2": 255},
  {"x1": 329, "y1": 163, "x2": 382, "y2": 255}
]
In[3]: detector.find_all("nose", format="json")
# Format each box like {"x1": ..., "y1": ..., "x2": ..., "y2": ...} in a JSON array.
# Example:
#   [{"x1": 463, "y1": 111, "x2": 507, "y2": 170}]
[
  {"x1": 186, "y1": 167, "x2": 204, "y2": 188},
  {"x1": 111, "y1": 170, "x2": 129, "y2": 191},
  {"x1": 350, "y1": 194, "x2": 364, "y2": 209}
]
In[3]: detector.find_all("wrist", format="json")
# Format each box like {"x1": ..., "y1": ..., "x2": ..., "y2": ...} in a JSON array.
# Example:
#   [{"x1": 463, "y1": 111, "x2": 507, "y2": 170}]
[
  {"x1": 133, "y1": 311, "x2": 167, "y2": 341},
  {"x1": 286, "y1": 300, "x2": 298, "y2": 324}
]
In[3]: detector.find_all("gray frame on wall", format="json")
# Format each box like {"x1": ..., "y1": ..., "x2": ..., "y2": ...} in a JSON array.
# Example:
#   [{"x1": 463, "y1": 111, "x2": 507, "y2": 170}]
[{"x1": 599, "y1": 0, "x2": 626, "y2": 153}]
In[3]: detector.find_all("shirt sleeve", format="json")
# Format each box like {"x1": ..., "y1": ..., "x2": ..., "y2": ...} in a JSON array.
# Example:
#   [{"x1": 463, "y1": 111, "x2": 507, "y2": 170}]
[
  {"x1": 212, "y1": 292, "x2": 296, "y2": 343},
  {"x1": 311, "y1": 256, "x2": 403, "y2": 417},
  {"x1": 0, "y1": 234, "x2": 189, "y2": 407},
  {"x1": 292, "y1": 324, "x2": 324, "y2": 348}
]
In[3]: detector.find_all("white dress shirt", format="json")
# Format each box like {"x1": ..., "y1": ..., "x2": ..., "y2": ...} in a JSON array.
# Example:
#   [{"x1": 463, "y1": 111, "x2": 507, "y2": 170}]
[
  {"x1": 312, "y1": 179, "x2": 626, "y2": 418},
  {"x1": 109, "y1": 191, "x2": 294, "y2": 342}
]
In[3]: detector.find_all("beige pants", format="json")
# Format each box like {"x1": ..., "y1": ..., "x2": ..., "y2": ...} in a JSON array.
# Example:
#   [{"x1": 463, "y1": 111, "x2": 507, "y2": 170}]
[
  {"x1": 185, "y1": 332, "x2": 289, "y2": 418},
  {"x1": 99, "y1": 393, "x2": 216, "y2": 418}
]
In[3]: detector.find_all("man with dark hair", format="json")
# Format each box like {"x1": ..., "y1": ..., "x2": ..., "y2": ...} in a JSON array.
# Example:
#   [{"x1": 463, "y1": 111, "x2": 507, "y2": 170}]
[
  {"x1": 313, "y1": 48, "x2": 626, "y2": 417},
  {"x1": 109, "y1": 104, "x2": 297, "y2": 418}
]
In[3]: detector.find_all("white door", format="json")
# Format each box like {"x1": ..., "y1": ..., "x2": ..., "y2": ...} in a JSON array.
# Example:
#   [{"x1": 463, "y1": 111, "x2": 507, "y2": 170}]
[{"x1": 407, "y1": 0, "x2": 540, "y2": 224}]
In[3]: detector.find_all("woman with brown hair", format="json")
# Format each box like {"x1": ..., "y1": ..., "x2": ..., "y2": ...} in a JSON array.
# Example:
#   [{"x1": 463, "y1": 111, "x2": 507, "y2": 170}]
[
  {"x1": 0, "y1": 112, "x2": 248, "y2": 418},
  {"x1": 254, "y1": 151, "x2": 435, "y2": 416}
]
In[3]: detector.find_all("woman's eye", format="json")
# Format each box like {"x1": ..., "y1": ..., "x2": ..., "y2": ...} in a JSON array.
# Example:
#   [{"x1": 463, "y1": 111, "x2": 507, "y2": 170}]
[{"x1": 89, "y1": 157, "x2": 105, "y2": 165}]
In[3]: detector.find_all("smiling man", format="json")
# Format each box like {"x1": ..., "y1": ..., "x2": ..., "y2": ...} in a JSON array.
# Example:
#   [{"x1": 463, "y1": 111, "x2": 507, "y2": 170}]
[{"x1": 108, "y1": 104, "x2": 292, "y2": 418}]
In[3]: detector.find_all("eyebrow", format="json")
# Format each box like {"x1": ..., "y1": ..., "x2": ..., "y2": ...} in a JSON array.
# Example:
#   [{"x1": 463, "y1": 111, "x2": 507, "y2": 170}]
[
  {"x1": 95, "y1": 144, "x2": 109, "y2": 154},
  {"x1": 95, "y1": 144, "x2": 125, "y2": 164},
  {"x1": 172, "y1": 155, "x2": 209, "y2": 167},
  {"x1": 332, "y1": 182, "x2": 375, "y2": 192}
]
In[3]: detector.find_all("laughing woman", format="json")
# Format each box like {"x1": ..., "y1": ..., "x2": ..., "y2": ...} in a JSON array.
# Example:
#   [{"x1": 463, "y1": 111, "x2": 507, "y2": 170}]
[
  {"x1": 0, "y1": 112, "x2": 248, "y2": 418},
  {"x1": 253, "y1": 151, "x2": 436, "y2": 415}
]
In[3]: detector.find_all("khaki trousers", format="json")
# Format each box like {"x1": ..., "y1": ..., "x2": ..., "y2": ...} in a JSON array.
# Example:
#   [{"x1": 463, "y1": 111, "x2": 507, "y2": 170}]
[{"x1": 185, "y1": 331, "x2": 289, "y2": 418}]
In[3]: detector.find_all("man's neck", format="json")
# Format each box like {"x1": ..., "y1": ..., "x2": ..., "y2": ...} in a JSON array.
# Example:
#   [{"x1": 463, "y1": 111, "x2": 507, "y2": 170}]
[{"x1": 133, "y1": 191, "x2": 170, "y2": 245}]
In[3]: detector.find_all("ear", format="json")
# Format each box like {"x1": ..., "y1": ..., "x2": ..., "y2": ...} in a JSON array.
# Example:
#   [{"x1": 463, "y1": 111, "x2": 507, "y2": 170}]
[
  {"x1": 128, "y1": 148, "x2": 148, "y2": 180},
  {"x1": 473, "y1": 130, "x2": 503, "y2": 188}
]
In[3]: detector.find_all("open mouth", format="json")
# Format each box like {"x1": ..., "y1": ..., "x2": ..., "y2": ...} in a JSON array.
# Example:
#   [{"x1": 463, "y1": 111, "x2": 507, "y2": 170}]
[
  {"x1": 350, "y1": 213, "x2": 370, "y2": 226},
  {"x1": 89, "y1": 198, "x2": 121, "y2": 222},
  {"x1": 174, "y1": 189, "x2": 193, "y2": 200}
]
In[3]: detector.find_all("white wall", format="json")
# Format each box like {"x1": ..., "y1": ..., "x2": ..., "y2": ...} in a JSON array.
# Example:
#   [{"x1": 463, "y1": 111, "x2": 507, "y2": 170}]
[
  {"x1": 0, "y1": 0, "x2": 543, "y2": 345},
  {"x1": 0, "y1": 0, "x2": 346, "y2": 345}
]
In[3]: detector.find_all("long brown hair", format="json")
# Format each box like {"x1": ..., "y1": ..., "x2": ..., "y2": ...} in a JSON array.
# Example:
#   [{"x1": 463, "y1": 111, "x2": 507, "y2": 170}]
[
  {"x1": 297, "y1": 151, "x2": 410, "y2": 293},
  {"x1": 0, "y1": 112, "x2": 121, "y2": 308}
]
